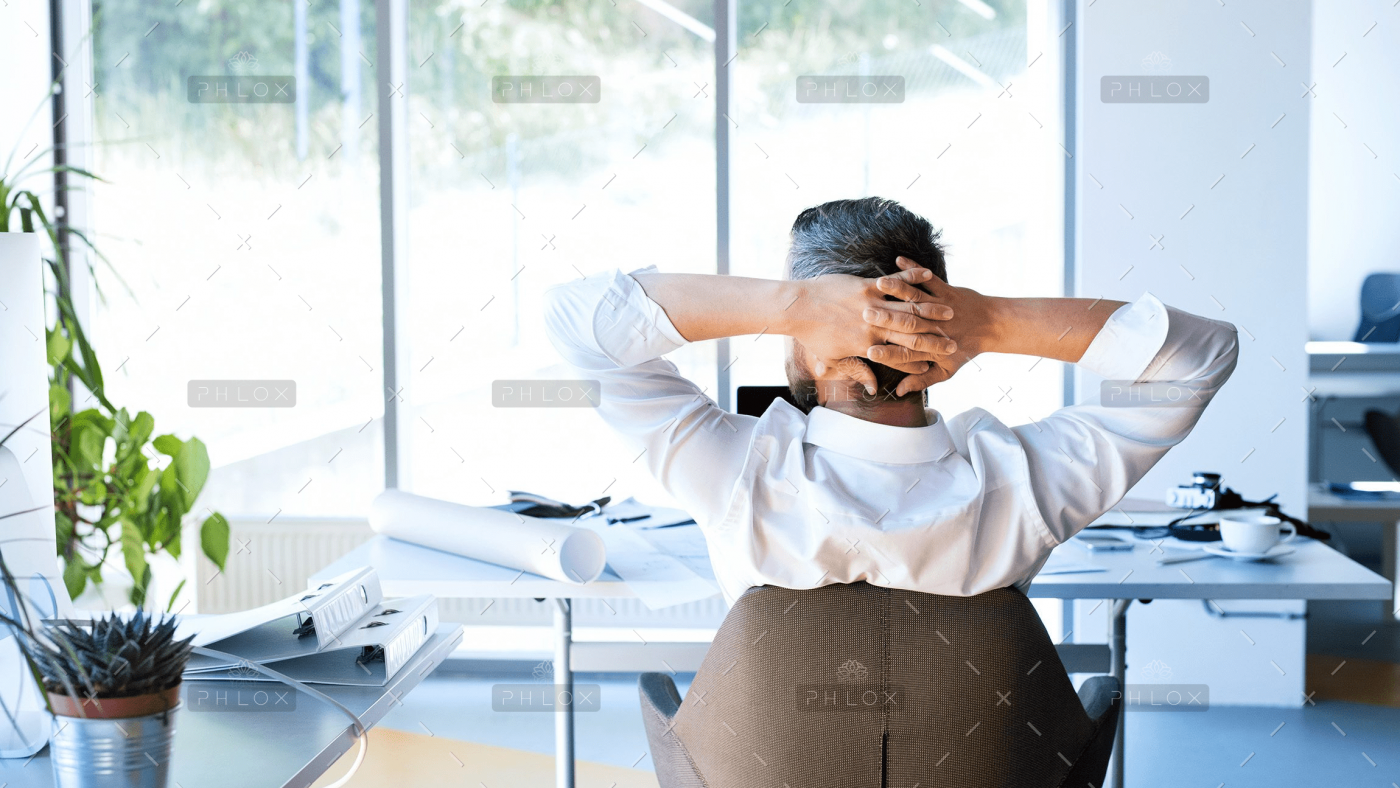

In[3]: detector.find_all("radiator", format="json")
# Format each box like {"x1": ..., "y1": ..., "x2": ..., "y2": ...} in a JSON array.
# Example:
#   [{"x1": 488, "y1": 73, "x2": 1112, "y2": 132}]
[{"x1": 194, "y1": 517, "x2": 728, "y2": 629}]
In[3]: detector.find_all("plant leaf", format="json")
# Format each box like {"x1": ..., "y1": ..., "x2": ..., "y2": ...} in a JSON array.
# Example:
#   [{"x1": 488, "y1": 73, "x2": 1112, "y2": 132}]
[
  {"x1": 126, "y1": 411, "x2": 155, "y2": 451},
  {"x1": 120, "y1": 519, "x2": 148, "y2": 593},
  {"x1": 48, "y1": 382, "x2": 70, "y2": 420},
  {"x1": 165, "y1": 579, "x2": 187, "y2": 613},
  {"x1": 174, "y1": 438, "x2": 209, "y2": 507},
  {"x1": 73, "y1": 424, "x2": 105, "y2": 470},
  {"x1": 159, "y1": 463, "x2": 186, "y2": 521},
  {"x1": 130, "y1": 465, "x2": 158, "y2": 513},
  {"x1": 45, "y1": 329, "x2": 70, "y2": 366},
  {"x1": 54, "y1": 511, "x2": 74, "y2": 548},
  {"x1": 200, "y1": 512, "x2": 230, "y2": 571},
  {"x1": 62, "y1": 554, "x2": 87, "y2": 601},
  {"x1": 151, "y1": 434, "x2": 182, "y2": 457}
]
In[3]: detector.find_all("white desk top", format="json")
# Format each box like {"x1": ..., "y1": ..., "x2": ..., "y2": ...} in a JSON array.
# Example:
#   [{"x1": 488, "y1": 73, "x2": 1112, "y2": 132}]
[
  {"x1": 0, "y1": 624, "x2": 464, "y2": 788},
  {"x1": 1308, "y1": 482, "x2": 1400, "y2": 520},
  {"x1": 313, "y1": 524, "x2": 1391, "y2": 604},
  {"x1": 1028, "y1": 538, "x2": 1388, "y2": 600}
]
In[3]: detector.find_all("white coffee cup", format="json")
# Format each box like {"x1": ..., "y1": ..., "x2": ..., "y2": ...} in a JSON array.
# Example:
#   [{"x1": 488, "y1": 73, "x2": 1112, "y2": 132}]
[{"x1": 1218, "y1": 513, "x2": 1295, "y2": 554}]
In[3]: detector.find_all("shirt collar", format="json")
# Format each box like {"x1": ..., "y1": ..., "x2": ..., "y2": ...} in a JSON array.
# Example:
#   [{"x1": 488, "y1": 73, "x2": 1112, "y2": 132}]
[{"x1": 802, "y1": 405, "x2": 956, "y2": 465}]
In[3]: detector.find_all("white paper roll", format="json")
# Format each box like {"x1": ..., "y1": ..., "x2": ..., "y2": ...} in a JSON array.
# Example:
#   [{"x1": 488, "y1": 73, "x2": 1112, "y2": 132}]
[{"x1": 369, "y1": 490, "x2": 606, "y2": 584}]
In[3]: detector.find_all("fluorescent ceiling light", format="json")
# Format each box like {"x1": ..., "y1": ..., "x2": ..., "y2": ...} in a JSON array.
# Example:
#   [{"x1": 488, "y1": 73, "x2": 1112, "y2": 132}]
[
  {"x1": 634, "y1": 0, "x2": 716, "y2": 42},
  {"x1": 930, "y1": 44, "x2": 999, "y2": 89},
  {"x1": 958, "y1": 0, "x2": 998, "y2": 20}
]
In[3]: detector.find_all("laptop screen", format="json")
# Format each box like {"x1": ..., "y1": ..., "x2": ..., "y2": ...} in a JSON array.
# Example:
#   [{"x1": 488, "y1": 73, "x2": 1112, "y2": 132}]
[{"x1": 735, "y1": 386, "x2": 798, "y2": 418}]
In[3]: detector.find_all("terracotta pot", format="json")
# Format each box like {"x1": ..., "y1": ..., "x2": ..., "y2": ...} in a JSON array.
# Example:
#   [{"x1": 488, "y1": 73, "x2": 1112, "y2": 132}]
[{"x1": 47, "y1": 684, "x2": 181, "y2": 719}]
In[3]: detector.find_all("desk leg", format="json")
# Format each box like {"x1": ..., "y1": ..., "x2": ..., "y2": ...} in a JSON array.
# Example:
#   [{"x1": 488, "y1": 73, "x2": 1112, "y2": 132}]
[
  {"x1": 1107, "y1": 600, "x2": 1131, "y2": 788},
  {"x1": 1386, "y1": 519, "x2": 1399, "y2": 620},
  {"x1": 554, "y1": 598, "x2": 574, "y2": 788}
]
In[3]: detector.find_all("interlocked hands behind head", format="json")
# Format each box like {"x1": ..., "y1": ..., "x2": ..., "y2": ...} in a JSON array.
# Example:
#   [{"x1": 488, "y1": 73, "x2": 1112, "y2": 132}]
[{"x1": 792, "y1": 256, "x2": 993, "y2": 398}]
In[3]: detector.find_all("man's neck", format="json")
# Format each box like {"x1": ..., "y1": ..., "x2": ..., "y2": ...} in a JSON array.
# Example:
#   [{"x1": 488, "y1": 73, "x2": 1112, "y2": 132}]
[{"x1": 819, "y1": 385, "x2": 929, "y2": 428}]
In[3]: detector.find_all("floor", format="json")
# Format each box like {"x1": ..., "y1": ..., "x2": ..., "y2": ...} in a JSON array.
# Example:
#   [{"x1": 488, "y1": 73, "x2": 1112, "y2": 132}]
[
  {"x1": 309, "y1": 728, "x2": 658, "y2": 788},
  {"x1": 360, "y1": 662, "x2": 1400, "y2": 788}
]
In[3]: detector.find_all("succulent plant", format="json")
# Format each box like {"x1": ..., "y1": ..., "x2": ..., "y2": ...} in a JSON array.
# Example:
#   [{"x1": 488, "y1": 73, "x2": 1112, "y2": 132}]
[
  {"x1": 0, "y1": 557, "x2": 192, "y2": 703},
  {"x1": 29, "y1": 611, "x2": 193, "y2": 699}
]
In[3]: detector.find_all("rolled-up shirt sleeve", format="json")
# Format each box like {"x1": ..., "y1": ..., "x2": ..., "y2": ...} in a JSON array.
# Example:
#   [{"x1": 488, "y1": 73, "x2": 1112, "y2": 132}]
[
  {"x1": 543, "y1": 267, "x2": 756, "y2": 528},
  {"x1": 1012, "y1": 293, "x2": 1240, "y2": 543}
]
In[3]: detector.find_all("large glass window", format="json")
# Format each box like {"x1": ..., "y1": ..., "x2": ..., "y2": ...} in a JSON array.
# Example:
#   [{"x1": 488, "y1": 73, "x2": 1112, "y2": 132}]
[
  {"x1": 89, "y1": 0, "x2": 384, "y2": 517},
  {"x1": 82, "y1": 0, "x2": 1062, "y2": 517},
  {"x1": 728, "y1": 0, "x2": 1065, "y2": 425},
  {"x1": 402, "y1": 0, "x2": 717, "y2": 507}
]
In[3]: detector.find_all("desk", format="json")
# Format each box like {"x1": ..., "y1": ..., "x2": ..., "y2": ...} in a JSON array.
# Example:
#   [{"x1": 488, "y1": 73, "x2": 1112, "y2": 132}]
[
  {"x1": 313, "y1": 536, "x2": 658, "y2": 788},
  {"x1": 315, "y1": 530, "x2": 1390, "y2": 788},
  {"x1": 1307, "y1": 482, "x2": 1400, "y2": 617},
  {"x1": 0, "y1": 624, "x2": 464, "y2": 788}
]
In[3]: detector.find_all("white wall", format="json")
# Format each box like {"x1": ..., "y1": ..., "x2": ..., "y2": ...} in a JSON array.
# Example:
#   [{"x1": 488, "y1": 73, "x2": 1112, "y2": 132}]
[
  {"x1": 1074, "y1": 0, "x2": 1311, "y2": 706},
  {"x1": 1308, "y1": 0, "x2": 1400, "y2": 341}
]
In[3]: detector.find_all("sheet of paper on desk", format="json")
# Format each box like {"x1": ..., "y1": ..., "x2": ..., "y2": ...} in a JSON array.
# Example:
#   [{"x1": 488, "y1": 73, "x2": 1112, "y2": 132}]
[
  {"x1": 576, "y1": 519, "x2": 719, "y2": 608},
  {"x1": 1039, "y1": 555, "x2": 1108, "y2": 575}
]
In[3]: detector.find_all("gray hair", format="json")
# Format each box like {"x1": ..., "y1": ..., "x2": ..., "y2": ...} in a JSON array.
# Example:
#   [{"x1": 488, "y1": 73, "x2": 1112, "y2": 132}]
[{"x1": 785, "y1": 198, "x2": 947, "y2": 405}]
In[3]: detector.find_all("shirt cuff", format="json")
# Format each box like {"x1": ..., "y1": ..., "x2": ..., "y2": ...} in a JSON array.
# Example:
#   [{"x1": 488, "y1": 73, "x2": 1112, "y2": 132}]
[
  {"x1": 1077, "y1": 293, "x2": 1170, "y2": 382},
  {"x1": 590, "y1": 267, "x2": 689, "y2": 366}
]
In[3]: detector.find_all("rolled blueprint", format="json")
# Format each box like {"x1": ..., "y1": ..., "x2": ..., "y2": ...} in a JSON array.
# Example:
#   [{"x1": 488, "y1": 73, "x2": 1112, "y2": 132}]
[{"x1": 369, "y1": 490, "x2": 606, "y2": 584}]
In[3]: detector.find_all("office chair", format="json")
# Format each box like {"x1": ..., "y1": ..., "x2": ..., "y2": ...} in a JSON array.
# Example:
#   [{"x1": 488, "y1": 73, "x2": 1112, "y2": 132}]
[
  {"x1": 638, "y1": 583, "x2": 1119, "y2": 788},
  {"x1": 1353, "y1": 273, "x2": 1400, "y2": 343},
  {"x1": 1363, "y1": 408, "x2": 1400, "y2": 478}
]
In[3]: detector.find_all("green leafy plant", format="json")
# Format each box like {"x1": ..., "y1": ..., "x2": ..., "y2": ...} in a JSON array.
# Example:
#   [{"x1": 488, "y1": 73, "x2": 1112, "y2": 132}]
[{"x1": 2, "y1": 90, "x2": 230, "y2": 610}]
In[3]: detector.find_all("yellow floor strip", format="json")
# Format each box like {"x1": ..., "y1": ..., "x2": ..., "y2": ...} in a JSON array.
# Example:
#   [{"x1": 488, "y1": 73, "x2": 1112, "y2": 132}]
[
  {"x1": 1307, "y1": 654, "x2": 1400, "y2": 708},
  {"x1": 310, "y1": 728, "x2": 660, "y2": 788}
]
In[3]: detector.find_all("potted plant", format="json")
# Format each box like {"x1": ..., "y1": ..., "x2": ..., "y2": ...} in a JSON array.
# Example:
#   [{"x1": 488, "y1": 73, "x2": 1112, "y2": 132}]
[
  {"x1": 0, "y1": 558, "x2": 191, "y2": 788},
  {"x1": 2, "y1": 89, "x2": 231, "y2": 610}
]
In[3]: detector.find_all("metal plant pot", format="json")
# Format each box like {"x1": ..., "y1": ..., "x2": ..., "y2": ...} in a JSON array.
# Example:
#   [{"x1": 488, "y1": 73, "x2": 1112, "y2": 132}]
[{"x1": 47, "y1": 687, "x2": 180, "y2": 788}]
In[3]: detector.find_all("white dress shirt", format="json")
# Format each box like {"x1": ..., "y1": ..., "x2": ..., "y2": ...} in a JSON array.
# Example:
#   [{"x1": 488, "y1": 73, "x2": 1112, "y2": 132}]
[{"x1": 544, "y1": 267, "x2": 1239, "y2": 605}]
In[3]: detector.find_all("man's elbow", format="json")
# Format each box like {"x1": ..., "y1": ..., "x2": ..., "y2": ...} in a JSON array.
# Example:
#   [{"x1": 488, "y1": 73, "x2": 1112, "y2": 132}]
[
  {"x1": 542, "y1": 282, "x2": 587, "y2": 359},
  {"x1": 1216, "y1": 324, "x2": 1241, "y2": 384},
  {"x1": 1187, "y1": 323, "x2": 1240, "y2": 408}
]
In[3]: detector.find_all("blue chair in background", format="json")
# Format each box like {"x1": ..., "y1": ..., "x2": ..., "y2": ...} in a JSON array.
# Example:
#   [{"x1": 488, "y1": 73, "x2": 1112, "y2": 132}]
[{"x1": 1354, "y1": 273, "x2": 1400, "y2": 343}]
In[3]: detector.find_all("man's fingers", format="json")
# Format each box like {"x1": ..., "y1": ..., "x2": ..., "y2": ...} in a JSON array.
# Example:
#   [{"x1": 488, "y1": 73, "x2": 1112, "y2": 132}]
[
  {"x1": 883, "y1": 266, "x2": 933, "y2": 286},
  {"x1": 868, "y1": 343, "x2": 933, "y2": 365},
  {"x1": 867, "y1": 342, "x2": 957, "y2": 366},
  {"x1": 870, "y1": 332, "x2": 958, "y2": 358},
  {"x1": 881, "y1": 359, "x2": 931, "y2": 375},
  {"x1": 831, "y1": 357, "x2": 878, "y2": 394},
  {"x1": 893, "y1": 256, "x2": 951, "y2": 296},
  {"x1": 895, "y1": 367, "x2": 952, "y2": 396},
  {"x1": 876, "y1": 276, "x2": 934, "y2": 304},
  {"x1": 864, "y1": 306, "x2": 953, "y2": 335},
  {"x1": 865, "y1": 300, "x2": 954, "y2": 321}
]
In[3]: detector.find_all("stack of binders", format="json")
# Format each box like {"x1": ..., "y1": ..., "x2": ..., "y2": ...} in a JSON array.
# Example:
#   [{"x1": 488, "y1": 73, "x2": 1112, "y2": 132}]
[{"x1": 181, "y1": 567, "x2": 439, "y2": 686}]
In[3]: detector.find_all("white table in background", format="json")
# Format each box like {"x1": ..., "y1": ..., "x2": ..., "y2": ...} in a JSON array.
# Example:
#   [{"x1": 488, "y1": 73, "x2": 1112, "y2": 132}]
[
  {"x1": 1308, "y1": 482, "x2": 1400, "y2": 617},
  {"x1": 314, "y1": 523, "x2": 1390, "y2": 788}
]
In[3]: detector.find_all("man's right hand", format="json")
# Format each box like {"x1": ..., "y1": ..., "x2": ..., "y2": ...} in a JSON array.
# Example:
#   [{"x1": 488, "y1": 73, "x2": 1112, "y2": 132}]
[{"x1": 862, "y1": 256, "x2": 1002, "y2": 396}]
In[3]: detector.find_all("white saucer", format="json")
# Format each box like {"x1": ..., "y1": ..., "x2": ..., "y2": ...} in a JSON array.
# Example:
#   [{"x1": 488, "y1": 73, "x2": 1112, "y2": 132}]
[{"x1": 1202, "y1": 543, "x2": 1296, "y2": 562}]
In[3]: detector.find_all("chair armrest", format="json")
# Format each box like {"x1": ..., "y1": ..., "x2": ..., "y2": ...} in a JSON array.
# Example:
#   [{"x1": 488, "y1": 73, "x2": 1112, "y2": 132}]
[
  {"x1": 1077, "y1": 674, "x2": 1119, "y2": 724},
  {"x1": 639, "y1": 672, "x2": 682, "y2": 722},
  {"x1": 637, "y1": 673, "x2": 705, "y2": 788}
]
